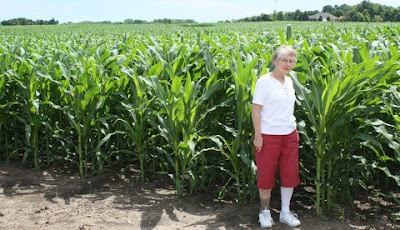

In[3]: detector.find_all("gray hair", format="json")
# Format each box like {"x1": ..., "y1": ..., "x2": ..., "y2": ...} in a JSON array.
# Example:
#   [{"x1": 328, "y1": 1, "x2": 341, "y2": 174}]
[{"x1": 272, "y1": 45, "x2": 297, "y2": 62}]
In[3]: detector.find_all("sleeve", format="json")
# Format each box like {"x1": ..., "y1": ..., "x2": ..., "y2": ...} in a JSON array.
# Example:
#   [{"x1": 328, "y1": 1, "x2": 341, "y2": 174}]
[{"x1": 252, "y1": 79, "x2": 268, "y2": 105}]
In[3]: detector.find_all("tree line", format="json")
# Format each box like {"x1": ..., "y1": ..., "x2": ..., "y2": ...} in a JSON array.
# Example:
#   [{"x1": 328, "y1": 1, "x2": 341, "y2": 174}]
[
  {"x1": 123, "y1": 18, "x2": 197, "y2": 24},
  {"x1": 236, "y1": 1, "x2": 400, "y2": 22},
  {"x1": 1, "y1": 1, "x2": 399, "y2": 25},
  {"x1": 0, "y1": 17, "x2": 198, "y2": 26},
  {"x1": 68, "y1": 19, "x2": 197, "y2": 24},
  {"x1": 1, "y1": 17, "x2": 59, "y2": 26}
]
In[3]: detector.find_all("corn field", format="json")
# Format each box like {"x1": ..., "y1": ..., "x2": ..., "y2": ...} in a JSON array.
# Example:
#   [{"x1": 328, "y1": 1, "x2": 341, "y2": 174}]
[{"x1": 0, "y1": 22, "x2": 399, "y2": 217}]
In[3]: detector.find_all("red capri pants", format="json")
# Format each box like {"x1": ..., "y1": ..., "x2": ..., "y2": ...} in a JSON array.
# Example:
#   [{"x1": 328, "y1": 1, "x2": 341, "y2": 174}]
[{"x1": 255, "y1": 130, "x2": 300, "y2": 190}]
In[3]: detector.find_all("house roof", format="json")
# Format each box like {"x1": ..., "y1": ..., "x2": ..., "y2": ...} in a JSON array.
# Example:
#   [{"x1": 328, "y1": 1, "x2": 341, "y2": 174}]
[{"x1": 308, "y1": 12, "x2": 339, "y2": 20}]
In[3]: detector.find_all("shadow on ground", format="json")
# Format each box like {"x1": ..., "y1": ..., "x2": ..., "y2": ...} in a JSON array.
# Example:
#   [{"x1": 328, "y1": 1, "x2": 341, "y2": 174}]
[{"x1": 0, "y1": 162, "x2": 398, "y2": 230}]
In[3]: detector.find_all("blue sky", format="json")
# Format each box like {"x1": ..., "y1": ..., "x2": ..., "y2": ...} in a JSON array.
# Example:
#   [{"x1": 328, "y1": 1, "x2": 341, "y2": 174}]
[{"x1": 1, "y1": 0, "x2": 399, "y2": 23}]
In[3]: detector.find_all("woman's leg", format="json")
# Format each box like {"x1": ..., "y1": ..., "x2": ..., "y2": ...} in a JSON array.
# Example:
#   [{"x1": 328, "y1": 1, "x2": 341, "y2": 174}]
[
  {"x1": 259, "y1": 188, "x2": 272, "y2": 212},
  {"x1": 278, "y1": 130, "x2": 301, "y2": 227},
  {"x1": 280, "y1": 186, "x2": 294, "y2": 213}
]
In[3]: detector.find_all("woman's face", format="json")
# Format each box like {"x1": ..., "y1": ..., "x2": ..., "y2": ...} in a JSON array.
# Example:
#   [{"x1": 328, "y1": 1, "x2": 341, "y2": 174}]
[{"x1": 274, "y1": 54, "x2": 296, "y2": 75}]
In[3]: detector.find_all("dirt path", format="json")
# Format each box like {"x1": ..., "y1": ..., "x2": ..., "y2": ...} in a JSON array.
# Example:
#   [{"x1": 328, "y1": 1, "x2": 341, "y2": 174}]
[{"x1": 0, "y1": 163, "x2": 396, "y2": 230}]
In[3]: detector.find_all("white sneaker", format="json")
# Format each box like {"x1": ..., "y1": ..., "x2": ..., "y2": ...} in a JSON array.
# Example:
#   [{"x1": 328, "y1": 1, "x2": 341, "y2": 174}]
[
  {"x1": 259, "y1": 209, "x2": 274, "y2": 228},
  {"x1": 279, "y1": 212, "x2": 301, "y2": 227}
]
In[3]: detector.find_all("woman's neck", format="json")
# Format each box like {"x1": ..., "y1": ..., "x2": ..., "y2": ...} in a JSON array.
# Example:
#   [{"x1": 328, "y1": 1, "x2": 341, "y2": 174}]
[{"x1": 270, "y1": 70, "x2": 285, "y2": 84}]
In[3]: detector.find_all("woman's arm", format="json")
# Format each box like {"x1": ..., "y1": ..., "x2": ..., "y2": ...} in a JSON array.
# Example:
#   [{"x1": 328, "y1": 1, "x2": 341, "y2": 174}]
[{"x1": 252, "y1": 103, "x2": 263, "y2": 152}]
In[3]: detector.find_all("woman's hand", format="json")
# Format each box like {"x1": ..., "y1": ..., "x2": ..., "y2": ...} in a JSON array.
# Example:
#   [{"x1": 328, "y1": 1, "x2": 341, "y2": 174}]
[{"x1": 253, "y1": 134, "x2": 263, "y2": 153}]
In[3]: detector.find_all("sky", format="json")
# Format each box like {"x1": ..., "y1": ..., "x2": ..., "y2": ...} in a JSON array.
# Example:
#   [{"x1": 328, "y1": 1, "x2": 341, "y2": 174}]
[{"x1": 1, "y1": 0, "x2": 399, "y2": 23}]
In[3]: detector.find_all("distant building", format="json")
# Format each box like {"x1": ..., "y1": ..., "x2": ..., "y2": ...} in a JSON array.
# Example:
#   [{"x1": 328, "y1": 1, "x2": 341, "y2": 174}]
[{"x1": 308, "y1": 12, "x2": 339, "y2": 22}]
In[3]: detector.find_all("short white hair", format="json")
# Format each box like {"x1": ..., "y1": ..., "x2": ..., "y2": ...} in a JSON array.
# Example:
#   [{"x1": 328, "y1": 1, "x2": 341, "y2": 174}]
[{"x1": 272, "y1": 45, "x2": 297, "y2": 61}]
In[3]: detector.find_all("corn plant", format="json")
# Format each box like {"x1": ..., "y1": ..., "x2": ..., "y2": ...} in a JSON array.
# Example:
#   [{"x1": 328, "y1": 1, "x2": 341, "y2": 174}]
[
  {"x1": 0, "y1": 69, "x2": 11, "y2": 161},
  {"x1": 57, "y1": 55, "x2": 104, "y2": 177},
  {"x1": 224, "y1": 49, "x2": 258, "y2": 202},
  {"x1": 356, "y1": 78, "x2": 400, "y2": 188},
  {"x1": 114, "y1": 68, "x2": 153, "y2": 181},
  {"x1": 6, "y1": 45, "x2": 50, "y2": 170},
  {"x1": 146, "y1": 66, "x2": 221, "y2": 196},
  {"x1": 293, "y1": 36, "x2": 400, "y2": 216}
]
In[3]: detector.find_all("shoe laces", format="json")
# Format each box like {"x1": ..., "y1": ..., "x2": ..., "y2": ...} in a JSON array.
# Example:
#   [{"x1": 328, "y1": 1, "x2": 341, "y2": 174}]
[
  {"x1": 282, "y1": 211, "x2": 298, "y2": 219},
  {"x1": 261, "y1": 210, "x2": 272, "y2": 219}
]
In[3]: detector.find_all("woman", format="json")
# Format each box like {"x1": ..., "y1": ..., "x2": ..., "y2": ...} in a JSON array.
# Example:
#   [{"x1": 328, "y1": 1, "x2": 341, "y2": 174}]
[{"x1": 252, "y1": 45, "x2": 301, "y2": 228}]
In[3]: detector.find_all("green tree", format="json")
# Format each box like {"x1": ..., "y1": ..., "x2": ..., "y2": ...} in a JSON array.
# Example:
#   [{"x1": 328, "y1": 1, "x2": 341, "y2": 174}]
[
  {"x1": 357, "y1": 0, "x2": 373, "y2": 15},
  {"x1": 383, "y1": 9, "x2": 395, "y2": 21},
  {"x1": 260, "y1": 13, "x2": 271, "y2": 21},
  {"x1": 124, "y1": 19, "x2": 135, "y2": 24},
  {"x1": 322, "y1": 5, "x2": 334, "y2": 14},
  {"x1": 276, "y1": 11, "x2": 285, "y2": 21},
  {"x1": 362, "y1": 9, "x2": 371, "y2": 22},
  {"x1": 394, "y1": 12, "x2": 400, "y2": 21},
  {"x1": 372, "y1": 15, "x2": 383, "y2": 22},
  {"x1": 301, "y1": 12, "x2": 309, "y2": 21},
  {"x1": 293, "y1": 10, "x2": 301, "y2": 20},
  {"x1": 357, "y1": 12, "x2": 366, "y2": 21},
  {"x1": 338, "y1": 4, "x2": 352, "y2": 20},
  {"x1": 48, "y1": 18, "x2": 58, "y2": 25}
]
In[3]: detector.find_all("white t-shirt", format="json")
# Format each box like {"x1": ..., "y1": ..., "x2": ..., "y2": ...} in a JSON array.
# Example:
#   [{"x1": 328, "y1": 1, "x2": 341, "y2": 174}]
[{"x1": 252, "y1": 73, "x2": 296, "y2": 135}]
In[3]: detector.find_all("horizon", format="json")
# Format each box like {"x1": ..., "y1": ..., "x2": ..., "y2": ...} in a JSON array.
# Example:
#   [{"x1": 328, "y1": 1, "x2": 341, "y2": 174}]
[{"x1": 1, "y1": 0, "x2": 399, "y2": 23}]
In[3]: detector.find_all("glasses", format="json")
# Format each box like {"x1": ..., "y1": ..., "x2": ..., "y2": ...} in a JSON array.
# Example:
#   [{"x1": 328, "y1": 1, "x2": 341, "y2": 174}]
[{"x1": 278, "y1": 58, "x2": 296, "y2": 65}]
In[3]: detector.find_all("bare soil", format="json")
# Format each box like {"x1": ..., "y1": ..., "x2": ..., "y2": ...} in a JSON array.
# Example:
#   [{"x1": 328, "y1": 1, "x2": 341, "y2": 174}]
[{"x1": 0, "y1": 163, "x2": 398, "y2": 230}]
